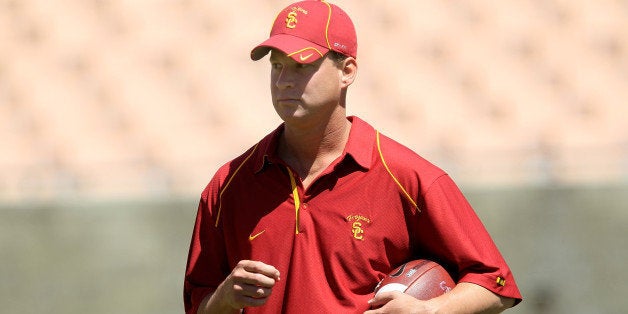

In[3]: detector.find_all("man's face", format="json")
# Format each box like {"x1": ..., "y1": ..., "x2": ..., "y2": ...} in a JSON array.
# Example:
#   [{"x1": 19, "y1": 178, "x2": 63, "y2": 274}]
[{"x1": 269, "y1": 50, "x2": 343, "y2": 124}]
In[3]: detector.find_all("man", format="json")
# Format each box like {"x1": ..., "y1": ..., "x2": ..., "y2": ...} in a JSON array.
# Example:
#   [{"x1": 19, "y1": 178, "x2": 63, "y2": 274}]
[{"x1": 184, "y1": 1, "x2": 522, "y2": 313}]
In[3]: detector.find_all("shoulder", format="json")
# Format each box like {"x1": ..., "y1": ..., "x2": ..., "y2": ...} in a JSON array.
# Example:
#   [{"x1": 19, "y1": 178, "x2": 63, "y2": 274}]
[
  {"x1": 200, "y1": 128, "x2": 277, "y2": 200},
  {"x1": 216, "y1": 143, "x2": 260, "y2": 182},
  {"x1": 374, "y1": 130, "x2": 447, "y2": 188}
]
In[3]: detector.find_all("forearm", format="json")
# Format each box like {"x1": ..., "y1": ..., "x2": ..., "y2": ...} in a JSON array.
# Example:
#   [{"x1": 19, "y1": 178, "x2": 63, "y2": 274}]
[
  {"x1": 426, "y1": 282, "x2": 515, "y2": 314},
  {"x1": 196, "y1": 291, "x2": 241, "y2": 314}
]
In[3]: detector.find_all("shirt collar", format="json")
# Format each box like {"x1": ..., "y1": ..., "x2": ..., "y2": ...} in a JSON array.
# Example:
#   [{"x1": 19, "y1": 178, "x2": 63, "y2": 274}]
[
  {"x1": 253, "y1": 116, "x2": 376, "y2": 173},
  {"x1": 343, "y1": 116, "x2": 375, "y2": 170},
  {"x1": 254, "y1": 124, "x2": 284, "y2": 173}
]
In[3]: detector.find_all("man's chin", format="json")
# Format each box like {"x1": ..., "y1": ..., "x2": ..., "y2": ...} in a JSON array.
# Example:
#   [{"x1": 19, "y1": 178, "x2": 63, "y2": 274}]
[{"x1": 274, "y1": 106, "x2": 303, "y2": 121}]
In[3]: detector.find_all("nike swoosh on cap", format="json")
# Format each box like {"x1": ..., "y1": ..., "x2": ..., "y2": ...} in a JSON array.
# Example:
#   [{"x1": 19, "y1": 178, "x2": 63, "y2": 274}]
[{"x1": 299, "y1": 53, "x2": 314, "y2": 61}]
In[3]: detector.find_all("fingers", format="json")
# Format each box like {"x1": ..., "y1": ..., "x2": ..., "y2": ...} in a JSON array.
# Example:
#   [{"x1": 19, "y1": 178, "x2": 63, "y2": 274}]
[
  {"x1": 219, "y1": 260, "x2": 280, "y2": 310},
  {"x1": 237, "y1": 260, "x2": 281, "y2": 285},
  {"x1": 366, "y1": 292, "x2": 432, "y2": 314},
  {"x1": 367, "y1": 291, "x2": 399, "y2": 309},
  {"x1": 231, "y1": 260, "x2": 280, "y2": 290},
  {"x1": 230, "y1": 285, "x2": 273, "y2": 308},
  {"x1": 234, "y1": 283, "x2": 274, "y2": 299}
]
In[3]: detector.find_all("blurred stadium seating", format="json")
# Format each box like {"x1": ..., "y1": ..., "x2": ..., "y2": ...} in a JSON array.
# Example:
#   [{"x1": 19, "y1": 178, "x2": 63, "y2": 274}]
[
  {"x1": 1, "y1": 2, "x2": 627, "y2": 314},
  {"x1": 0, "y1": 0, "x2": 626, "y2": 201}
]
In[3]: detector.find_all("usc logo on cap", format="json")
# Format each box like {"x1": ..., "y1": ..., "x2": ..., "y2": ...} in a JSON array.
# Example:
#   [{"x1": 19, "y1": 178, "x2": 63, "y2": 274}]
[
  {"x1": 285, "y1": 6, "x2": 308, "y2": 29},
  {"x1": 286, "y1": 12, "x2": 298, "y2": 29}
]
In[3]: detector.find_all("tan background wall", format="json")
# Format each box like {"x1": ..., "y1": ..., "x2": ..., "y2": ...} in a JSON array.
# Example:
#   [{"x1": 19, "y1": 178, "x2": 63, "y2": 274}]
[{"x1": 1, "y1": 0, "x2": 626, "y2": 200}]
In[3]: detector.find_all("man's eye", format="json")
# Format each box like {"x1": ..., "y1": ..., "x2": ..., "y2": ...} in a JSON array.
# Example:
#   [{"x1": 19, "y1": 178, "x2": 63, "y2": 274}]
[{"x1": 271, "y1": 63, "x2": 282, "y2": 69}]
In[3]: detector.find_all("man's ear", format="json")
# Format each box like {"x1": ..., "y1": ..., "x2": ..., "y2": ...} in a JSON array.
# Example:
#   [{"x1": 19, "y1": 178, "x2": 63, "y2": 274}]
[{"x1": 340, "y1": 57, "x2": 358, "y2": 88}]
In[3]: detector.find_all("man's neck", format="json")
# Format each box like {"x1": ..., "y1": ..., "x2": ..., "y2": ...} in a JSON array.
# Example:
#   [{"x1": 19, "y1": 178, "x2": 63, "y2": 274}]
[{"x1": 278, "y1": 115, "x2": 352, "y2": 187}]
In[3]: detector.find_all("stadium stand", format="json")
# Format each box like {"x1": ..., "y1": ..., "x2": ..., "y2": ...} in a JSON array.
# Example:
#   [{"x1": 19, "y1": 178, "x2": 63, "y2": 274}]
[{"x1": 1, "y1": 0, "x2": 626, "y2": 202}]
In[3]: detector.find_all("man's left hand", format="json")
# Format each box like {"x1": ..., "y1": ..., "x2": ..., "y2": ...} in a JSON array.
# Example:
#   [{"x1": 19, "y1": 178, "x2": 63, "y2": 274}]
[{"x1": 365, "y1": 291, "x2": 438, "y2": 314}]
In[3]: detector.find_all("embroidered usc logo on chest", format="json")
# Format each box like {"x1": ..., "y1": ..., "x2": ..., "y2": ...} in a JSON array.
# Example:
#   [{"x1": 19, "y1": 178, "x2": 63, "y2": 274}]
[{"x1": 346, "y1": 214, "x2": 372, "y2": 241}]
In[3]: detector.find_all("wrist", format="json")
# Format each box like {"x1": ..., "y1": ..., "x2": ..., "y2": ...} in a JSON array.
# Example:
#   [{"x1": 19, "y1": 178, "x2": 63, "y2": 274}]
[
  {"x1": 421, "y1": 298, "x2": 443, "y2": 314},
  {"x1": 198, "y1": 286, "x2": 241, "y2": 314}
]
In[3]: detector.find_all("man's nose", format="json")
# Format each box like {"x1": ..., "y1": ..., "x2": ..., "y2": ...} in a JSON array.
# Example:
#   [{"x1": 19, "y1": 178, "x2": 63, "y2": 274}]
[{"x1": 275, "y1": 69, "x2": 295, "y2": 89}]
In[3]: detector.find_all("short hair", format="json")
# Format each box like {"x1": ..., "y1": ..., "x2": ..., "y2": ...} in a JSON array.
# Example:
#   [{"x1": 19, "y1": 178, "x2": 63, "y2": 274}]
[{"x1": 327, "y1": 51, "x2": 350, "y2": 67}]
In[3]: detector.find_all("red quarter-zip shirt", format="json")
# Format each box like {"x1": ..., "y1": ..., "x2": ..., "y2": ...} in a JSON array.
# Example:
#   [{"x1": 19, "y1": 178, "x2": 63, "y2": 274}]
[{"x1": 184, "y1": 116, "x2": 522, "y2": 313}]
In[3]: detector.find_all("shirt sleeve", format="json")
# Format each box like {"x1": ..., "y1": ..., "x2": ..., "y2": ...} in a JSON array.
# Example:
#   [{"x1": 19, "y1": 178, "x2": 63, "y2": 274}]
[
  {"x1": 412, "y1": 174, "x2": 522, "y2": 304},
  {"x1": 183, "y1": 180, "x2": 231, "y2": 314}
]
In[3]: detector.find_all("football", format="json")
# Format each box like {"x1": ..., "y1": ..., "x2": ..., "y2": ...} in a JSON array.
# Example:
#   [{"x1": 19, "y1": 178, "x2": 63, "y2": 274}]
[{"x1": 374, "y1": 259, "x2": 456, "y2": 300}]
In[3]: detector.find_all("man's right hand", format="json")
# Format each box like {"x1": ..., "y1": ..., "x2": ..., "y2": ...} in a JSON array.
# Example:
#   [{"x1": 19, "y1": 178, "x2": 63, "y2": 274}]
[{"x1": 198, "y1": 260, "x2": 281, "y2": 314}]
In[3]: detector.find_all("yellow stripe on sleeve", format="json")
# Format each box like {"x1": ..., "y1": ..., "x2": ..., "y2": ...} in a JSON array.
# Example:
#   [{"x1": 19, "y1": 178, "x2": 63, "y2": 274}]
[
  {"x1": 215, "y1": 144, "x2": 259, "y2": 227},
  {"x1": 376, "y1": 131, "x2": 421, "y2": 212}
]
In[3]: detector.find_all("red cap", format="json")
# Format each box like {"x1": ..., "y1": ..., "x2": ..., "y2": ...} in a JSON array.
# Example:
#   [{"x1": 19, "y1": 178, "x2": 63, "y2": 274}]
[{"x1": 251, "y1": 0, "x2": 357, "y2": 63}]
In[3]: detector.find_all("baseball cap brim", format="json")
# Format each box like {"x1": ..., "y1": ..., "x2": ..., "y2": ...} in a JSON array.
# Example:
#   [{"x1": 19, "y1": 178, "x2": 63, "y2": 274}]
[{"x1": 250, "y1": 34, "x2": 329, "y2": 64}]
